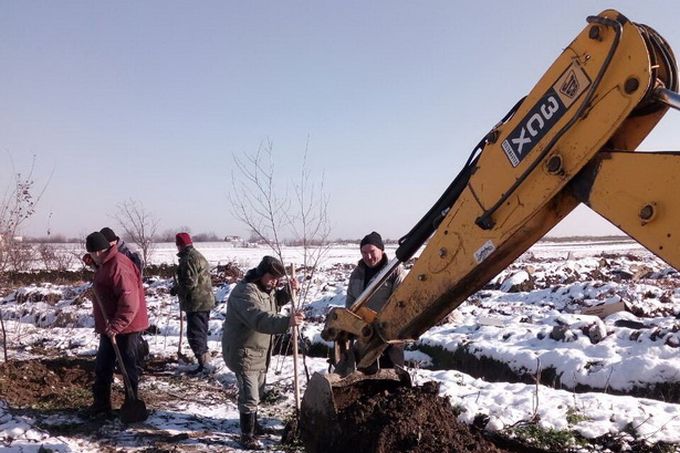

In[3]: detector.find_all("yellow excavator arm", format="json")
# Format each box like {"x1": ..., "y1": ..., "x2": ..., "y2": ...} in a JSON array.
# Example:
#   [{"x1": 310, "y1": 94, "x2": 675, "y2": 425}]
[
  {"x1": 300, "y1": 10, "x2": 680, "y2": 452},
  {"x1": 321, "y1": 9, "x2": 680, "y2": 369}
]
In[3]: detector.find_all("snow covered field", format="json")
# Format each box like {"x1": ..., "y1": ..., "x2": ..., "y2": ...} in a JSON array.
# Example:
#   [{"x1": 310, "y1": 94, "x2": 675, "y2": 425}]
[{"x1": 2, "y1": 238, "x2": 680, "y2": 452}]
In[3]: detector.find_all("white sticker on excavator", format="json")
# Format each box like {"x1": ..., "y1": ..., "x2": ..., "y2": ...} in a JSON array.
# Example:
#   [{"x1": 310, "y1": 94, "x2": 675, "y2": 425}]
[
  {"x1": 501, "y1": 62, "x2": 591, "y2": 168},
  {"x1": 474, "y1": 240, "x2": 496, "y2": 264}
]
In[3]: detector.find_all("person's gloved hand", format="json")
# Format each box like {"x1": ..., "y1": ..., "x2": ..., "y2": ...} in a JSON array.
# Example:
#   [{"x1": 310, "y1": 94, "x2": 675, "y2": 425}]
[{"x1": 170, "y1": 285, "x2": 177, "y2": 296}]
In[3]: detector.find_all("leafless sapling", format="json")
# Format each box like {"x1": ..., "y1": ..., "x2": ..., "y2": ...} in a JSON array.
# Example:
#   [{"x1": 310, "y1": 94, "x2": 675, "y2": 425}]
[{"x1": 114, "y1": 198, "x2": 159, "y2": 268}]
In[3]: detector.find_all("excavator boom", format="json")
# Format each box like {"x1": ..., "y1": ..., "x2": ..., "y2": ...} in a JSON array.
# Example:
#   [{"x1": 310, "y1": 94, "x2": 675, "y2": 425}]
[
  {"x1": 301, "y1": 10, "x2": 680, "y2": 452},
  {"x1": 324, "y1": 9, "x2": 679, "y2": 368}
]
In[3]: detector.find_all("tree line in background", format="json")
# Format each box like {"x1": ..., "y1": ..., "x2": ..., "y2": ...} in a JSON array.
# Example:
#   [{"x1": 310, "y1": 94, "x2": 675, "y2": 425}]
[
  {"x1": 19, "y1": 231, "x2": 381, "y2": 244},
  {"x1": 0, "y1": 141, "x2": 334, "y2": 283}
]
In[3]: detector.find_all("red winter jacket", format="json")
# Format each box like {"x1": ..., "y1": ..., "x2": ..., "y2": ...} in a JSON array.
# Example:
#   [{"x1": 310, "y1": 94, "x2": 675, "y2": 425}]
[{"x1": 92, "y1": 245, "x2": 149, "y2": 335}]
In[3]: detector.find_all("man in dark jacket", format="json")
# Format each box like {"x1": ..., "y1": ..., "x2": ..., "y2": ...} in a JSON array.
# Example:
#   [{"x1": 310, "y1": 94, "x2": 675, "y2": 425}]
[
  {"x1": 222, "y1": 256, "x2": 304, "y2": 450},
  {"x1": 172, "y1": 232, "x2": 215, "y2": 373},
  {"x1": 85, "y1": 231, "x2": 149, "y2": 417},
  {"x1": 346, "y1": 231, "x2": 405, "y2": 369},
  {"x1": 100, "y1": 227, "x2": 144, "y2": 274}
]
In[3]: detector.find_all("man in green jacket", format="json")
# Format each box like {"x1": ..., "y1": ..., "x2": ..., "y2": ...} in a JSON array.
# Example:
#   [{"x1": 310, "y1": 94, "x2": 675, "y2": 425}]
[
  {"x1": 222, "y1": 255, "x2": 304, "y2": 450},
  {"x1": 172, "y1": 232, "x2": 215, "y2": 373}
]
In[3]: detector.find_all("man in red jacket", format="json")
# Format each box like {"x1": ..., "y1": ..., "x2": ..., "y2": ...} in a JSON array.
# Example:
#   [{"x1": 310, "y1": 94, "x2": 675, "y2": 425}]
[{"x1": 85, "y1": 231, "x2": 149, "y2": 417}]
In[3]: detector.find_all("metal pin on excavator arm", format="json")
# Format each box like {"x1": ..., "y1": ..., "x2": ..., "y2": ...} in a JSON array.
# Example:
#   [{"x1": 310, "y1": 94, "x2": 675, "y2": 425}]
[{"x1": 301, "y1": 10, "x2": 680, "y2": 452}]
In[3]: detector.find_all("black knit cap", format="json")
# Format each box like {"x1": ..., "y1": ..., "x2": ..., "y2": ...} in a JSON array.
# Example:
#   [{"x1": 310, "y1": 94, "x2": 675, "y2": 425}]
[
  {"x1": 256, "y1": 256, "x2": 286, "y2": 278},
  {"x1": 86, "y1": 231, "x2": 110, "y2": 253},
  {"x1": 99, "y1": 227, "x2": 118, "y2": 242},
  {"x1": 360, "y1": 231, "x2": 384, "y2": 251}
]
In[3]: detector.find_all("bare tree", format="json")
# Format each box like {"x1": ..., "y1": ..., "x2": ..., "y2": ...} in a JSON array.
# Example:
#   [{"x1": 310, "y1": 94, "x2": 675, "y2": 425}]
[
  {"x1": 114, "y1": 199, "x2": 159, "y2": 267},
  {"x1": 157, "y1": 226, "x2": 192, "y2": 243},
  {"x1": 284, "y1": 139, "x2": 332, "y2": 304},
  {"x1": 0, "y1": 155, "x2": 49, "y2": 276},
  {"x1": 230, "y1": 139, "x2": 289, "y2": 259},
  {"x1": 229, "y1": 138, "x2": 331, "y2": 287},
  {"x1": 229, "y1": 138, "x2": 332, "y2": 408},
  {"x1": 37, "y1": 243, "x2": 74, "y2": 272},
  {"x1": 192, "y1": 232, "x2": 220, "y2": 242},
  {"x1": 0, "y1": 155, "x2": 49, "y2": 362}
]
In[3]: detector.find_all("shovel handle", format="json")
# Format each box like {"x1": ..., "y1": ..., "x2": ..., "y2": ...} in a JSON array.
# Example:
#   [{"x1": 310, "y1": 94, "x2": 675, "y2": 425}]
[
  {"x1": 174, "y1": 275, "x2": 184, "y2": 357},
  {"x1": 178, "y1": 308, "x2": 184, "y2": 355},
  {"x1": 290, "y1": 266, "x2": 301, "y2": 411}
]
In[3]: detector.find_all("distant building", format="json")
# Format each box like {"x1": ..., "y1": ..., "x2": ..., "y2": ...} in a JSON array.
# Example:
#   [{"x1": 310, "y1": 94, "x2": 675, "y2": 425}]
[
  {"x1": 0, "y1": 234, "x2": 24, "y2": 244},
  {"x1": 223, "y1": 235, "x2": 242, "y2": 243}
]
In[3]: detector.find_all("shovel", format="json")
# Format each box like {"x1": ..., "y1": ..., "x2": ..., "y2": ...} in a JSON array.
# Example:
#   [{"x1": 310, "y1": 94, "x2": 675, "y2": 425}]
[
  {"x1": 173, "y1": 276, "x2": 191, "y2": 363},
  {"x1": 178, "y1": 309, "x2": 185, "y2": 358},
  {"x1": 111, "y1": 334, "x2": 149, "y2": 423},
  {"x1": 92, "y1": 292, "x2": 148, "y2": 423}
]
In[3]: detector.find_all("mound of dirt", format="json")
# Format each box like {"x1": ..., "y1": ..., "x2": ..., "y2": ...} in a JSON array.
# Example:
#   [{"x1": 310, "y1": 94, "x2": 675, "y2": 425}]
[
  {"x1": 0, "y1": 354, "x2": 204, "y2": 415},
  {"x1": 299, "y1": 379, "x2": 511, "y2": 453},
  {"x1": 0, "y1": 357, "x2": 96, "y2": 410},
  {"x1": 212, "y1": 262, "x2": 244, "y2": 285}
]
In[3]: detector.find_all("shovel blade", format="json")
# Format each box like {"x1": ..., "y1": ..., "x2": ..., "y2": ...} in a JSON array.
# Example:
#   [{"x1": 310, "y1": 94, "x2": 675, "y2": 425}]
[{"x1": 120, "y1": 398, "x2": 148, "y2": 423}]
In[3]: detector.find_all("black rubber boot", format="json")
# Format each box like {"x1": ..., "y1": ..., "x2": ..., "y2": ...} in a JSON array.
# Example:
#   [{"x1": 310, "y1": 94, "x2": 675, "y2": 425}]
[
  {"x1": 188, "y1": 352, "x2": 210, "y2": 375},
  {"x1": 86, "y1": 385, "x2": 112, "y2": 418},
  {"x1": 188, "y1": 362, "x2": 204, "y2": 374},
  {"x1": 239, "y1": 412, "x2": 263, "y2": 450},
  {"x1": 255, "y1": 412, "x2": 279, "y2": 435}
]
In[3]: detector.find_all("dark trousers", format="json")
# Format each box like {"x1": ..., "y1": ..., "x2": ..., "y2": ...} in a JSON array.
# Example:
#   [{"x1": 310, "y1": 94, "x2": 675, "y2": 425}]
[
  {"x1": 186, "y1": 311, "x2": 210, "y2": 357},
  {"x1": 94, "y1": 332, "x2": 142, "y2": 400}
]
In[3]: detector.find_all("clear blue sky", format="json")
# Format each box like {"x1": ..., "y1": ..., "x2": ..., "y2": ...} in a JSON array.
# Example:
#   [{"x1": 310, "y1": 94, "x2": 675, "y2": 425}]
[{"x1": 3, "y1": 1, "x2": 680, "y2": 240}]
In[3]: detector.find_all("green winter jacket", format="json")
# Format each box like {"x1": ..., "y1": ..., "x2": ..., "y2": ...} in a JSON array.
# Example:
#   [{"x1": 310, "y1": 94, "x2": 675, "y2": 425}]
[
  {"x1": 222, "y1": 269, "x2": 292, "y2": 373},
  {"x1": 176, "y1": 246, "x2": 215, "y2": 312}
]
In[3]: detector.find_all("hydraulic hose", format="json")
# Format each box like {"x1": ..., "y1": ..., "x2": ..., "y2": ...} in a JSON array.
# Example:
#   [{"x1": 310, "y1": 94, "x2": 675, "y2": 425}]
[{"x1": 394, "y1": 96, "x2": 526, "y2": 262}]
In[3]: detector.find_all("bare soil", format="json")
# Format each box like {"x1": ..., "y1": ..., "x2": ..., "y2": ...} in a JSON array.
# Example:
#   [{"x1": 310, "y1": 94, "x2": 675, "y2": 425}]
[
  {"x1": 0, "y1": 354, "x2": 239, "y2": 451},
  {"x1": 0, "y1": 356, "x2": 97, "y2": 410},
  {"x1": 0, "y1": 355, "x2": 184, "y2": 415},
  {"x1": 296, "y1": 380, "x2": 514, "y2": 453}
]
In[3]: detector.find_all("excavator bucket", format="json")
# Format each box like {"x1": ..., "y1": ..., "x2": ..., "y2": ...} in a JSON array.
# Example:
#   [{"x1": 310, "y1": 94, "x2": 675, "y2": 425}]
[{"x1": 300, "y1": 369, "x2": 411, "y2": 452}]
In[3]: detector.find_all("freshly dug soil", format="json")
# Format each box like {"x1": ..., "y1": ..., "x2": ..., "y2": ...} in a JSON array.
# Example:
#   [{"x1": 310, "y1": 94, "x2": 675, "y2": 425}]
[
  {"x1": 0, "y1": 357, "x2": 97, "y2": 410},
  {"x1": 301, "y1": 379, "x2": 511, "y2": 453},
  {"x1": 0, "y1": 355, "x2": 177, "y2": 411}
]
